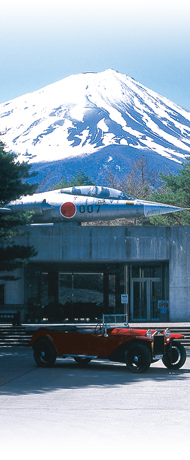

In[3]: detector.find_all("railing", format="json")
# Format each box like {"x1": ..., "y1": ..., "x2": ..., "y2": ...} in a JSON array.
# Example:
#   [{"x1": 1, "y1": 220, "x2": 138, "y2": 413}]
[{"x1": 102, "y1": 314, "x2": 129, "y2": 327}]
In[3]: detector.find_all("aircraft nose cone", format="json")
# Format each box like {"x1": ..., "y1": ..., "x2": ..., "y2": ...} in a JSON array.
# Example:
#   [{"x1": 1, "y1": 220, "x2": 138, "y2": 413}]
[{"x1": 143, "y1": 203, "x2": 183, "y2": 217}]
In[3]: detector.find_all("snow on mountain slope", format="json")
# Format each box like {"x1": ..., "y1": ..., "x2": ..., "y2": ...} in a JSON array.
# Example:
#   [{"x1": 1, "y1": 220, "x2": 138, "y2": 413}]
[{"x1": 1, "y1": 69, "x2": 190, "y2": 186}]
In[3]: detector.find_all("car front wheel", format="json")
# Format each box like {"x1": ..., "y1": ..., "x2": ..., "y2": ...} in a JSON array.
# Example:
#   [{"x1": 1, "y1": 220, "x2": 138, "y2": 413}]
[
  {"x1": 125, "y1": 343, "x2": 151, "y2": 373},
  {"x1": 33, "y1": 338, "x2": 57, "y2": 367},
  {"x1": 162, "y1": 340, "x2": 186, "y2": 369}
]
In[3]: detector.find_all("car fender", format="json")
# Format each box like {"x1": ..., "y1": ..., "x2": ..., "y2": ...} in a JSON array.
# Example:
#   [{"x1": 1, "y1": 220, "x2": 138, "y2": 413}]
[
  {"x1": 131, "y1": 335, "x2": 152, "y2": 345},
  {"x1": 123, "y1": 337, "x2": 153, "y2": 358},
  {"x1": 108, "y1": 336, "x2": 152, "y2": 363},
  {"x1": 169, "y1": 333, "x2": 184, "y2": 340},
  {"x1": 29, "y1": 331, "x2": 58, "y2": 353}
]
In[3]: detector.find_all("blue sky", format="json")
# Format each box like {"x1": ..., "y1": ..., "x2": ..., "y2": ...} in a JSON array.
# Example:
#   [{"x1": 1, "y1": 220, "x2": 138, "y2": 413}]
[{"x1": 1, "y1": 0, "x2": 190, "y2": 109}]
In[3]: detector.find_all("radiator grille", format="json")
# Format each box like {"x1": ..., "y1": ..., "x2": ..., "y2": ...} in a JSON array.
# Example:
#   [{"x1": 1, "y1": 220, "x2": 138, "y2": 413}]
[{"x1": 153, "y1": 334, "x2": 165, "y2": 355}]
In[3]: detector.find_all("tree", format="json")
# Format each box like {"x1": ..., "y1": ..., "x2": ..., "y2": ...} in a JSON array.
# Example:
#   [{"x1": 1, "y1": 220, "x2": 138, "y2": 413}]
[
  {"x1": 106, "y1": 155, "x2": 160, "y2": 226},
  {"x1": 118, "y1": 155, "x2": 160, "y2": 200},
  {"x1": 0, "y1": 140, "x2": 37, "y2": 279},
  {"x1": 149, "y1": 158, "x2": 190, "y2": 226},
  {"x1": 53, "y1": 169, "x2": 95, "y2": 189},
  {"x1": 104, "y1": 169, "x2": 121, "y2": 190}
]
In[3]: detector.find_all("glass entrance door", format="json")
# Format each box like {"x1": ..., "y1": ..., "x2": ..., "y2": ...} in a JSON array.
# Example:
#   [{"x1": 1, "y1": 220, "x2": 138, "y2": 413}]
[
  {"x1": 131, "y1": 278, "x2": 162, "y2": 321},
  {"x1": 133, "y1": 281, "x2": 147, "y2": 320},
  {"x1": 150, "y1": 280, "x2": 162, "y2": 320}
]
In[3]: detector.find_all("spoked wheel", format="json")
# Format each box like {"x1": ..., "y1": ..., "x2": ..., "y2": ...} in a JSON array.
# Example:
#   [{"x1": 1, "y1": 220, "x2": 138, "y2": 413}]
[
  {"x1": 33, "y1": 339, "x2": 57, "y2": 367},
  {"x1": 162, "y1": 340, "x2": 186, "y2": 369},
  {"x1": 125, "y1": 343, "x2": 151, "y2": 373},
  {"x1": 74, "y1": 357, "x2": 92, "y2": 366}
]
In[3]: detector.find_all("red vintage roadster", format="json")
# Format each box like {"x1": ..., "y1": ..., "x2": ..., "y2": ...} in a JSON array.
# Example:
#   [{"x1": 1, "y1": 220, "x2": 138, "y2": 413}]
[{"x1": 29, "y1": 315, "x2": 186, "y2": 373}]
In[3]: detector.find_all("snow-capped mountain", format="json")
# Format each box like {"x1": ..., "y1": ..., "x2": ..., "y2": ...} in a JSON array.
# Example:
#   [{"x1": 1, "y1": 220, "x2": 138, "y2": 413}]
[{"x1": 1, "y1": 69, "x2": 190, "y2": 189}]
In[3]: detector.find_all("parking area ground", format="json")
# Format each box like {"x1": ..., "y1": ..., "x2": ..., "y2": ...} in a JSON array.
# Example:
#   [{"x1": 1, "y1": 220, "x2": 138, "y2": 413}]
[{"x1": 0, "y1": 347, "x2": 190, "y2": 459}]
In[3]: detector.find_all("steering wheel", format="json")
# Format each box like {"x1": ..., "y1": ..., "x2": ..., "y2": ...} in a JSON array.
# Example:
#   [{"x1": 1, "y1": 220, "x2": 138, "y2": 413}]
[{"x1": 94, "y1": 324, "x2": 104, "y2": 334}]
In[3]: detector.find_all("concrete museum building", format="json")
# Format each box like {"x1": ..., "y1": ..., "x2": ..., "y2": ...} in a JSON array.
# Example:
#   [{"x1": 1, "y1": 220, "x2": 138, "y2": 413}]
[{"x1": 0, "y1": 223, "x2": 190, "y2": 324}]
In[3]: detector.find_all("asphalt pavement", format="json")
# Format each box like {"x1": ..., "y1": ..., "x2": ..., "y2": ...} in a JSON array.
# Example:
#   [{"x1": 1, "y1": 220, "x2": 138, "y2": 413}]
[{"x1": 0, "y1": 347, "x2": 190, "y2": 460}]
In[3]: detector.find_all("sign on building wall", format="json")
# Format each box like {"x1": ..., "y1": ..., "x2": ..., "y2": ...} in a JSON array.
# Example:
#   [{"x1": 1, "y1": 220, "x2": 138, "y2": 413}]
[
  {"x1": 121, "y1": 294, "x2": 128, "y2": 304},
  {"x1": 158, "y1": 300, "x2": 169, "y2": 310}
]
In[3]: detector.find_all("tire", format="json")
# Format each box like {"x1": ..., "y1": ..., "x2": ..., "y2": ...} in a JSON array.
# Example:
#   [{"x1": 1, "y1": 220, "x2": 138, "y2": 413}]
[
  {"x1": 125, "y1": 343, "x2": 151, "y2": 373},
  {"x1": 74, "y1": 357, "x2": 92, "y2": 366},
  {"x1": 33, "y1": 338, "x2": 57, "y2": 367},
  {"x1": 162, "y1": 340, "x2": 186, "y2": 369}
]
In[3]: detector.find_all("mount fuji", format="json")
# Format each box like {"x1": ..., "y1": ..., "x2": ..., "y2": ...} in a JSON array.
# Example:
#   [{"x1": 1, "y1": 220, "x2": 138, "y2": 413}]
[{"x1": 1, "y1": 69, "x2": 190, "y2": 190}]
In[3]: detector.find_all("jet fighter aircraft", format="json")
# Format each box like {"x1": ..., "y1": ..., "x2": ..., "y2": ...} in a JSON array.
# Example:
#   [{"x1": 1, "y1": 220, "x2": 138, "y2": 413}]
[{"x1": 0, "y1": 185, "x2": 185, "y2": 224}]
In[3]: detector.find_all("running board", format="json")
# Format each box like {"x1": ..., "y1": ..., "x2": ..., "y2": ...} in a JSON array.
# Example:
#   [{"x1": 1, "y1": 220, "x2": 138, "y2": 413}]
[{"x1": 61, "y1": 354, "x2": 98, "y2": 359}]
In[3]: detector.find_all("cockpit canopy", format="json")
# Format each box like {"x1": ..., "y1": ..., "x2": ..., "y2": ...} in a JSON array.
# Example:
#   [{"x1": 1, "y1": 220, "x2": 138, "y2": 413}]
[{"x1": 60, "y1": 185, "x2": 133, "y2": 200}]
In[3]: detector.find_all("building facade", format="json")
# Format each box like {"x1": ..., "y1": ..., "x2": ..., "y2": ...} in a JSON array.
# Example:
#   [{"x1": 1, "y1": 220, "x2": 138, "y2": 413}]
[{"x1": 1, "y1": 225, "x2": 190, "y2": 323}]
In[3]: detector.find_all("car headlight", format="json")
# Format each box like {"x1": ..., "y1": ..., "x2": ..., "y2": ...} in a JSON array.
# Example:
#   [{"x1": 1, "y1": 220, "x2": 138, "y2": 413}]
[
  {"x1": 164, "y1": 328, "x2": 171, "y2": 338},
  {"x1": 146, "y1": 329, "x2": 152, "y2": 338}
]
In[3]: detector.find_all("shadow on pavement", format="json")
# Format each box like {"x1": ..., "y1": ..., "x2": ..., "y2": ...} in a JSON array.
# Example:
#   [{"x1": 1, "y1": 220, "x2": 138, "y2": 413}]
[{"x1": 0, "y1": 346, "x2": 189, "y2": 395}]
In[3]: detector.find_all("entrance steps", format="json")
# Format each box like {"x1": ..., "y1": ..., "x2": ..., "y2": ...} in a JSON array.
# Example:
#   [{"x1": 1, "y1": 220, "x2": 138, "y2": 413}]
[
  {"x1": 163, "y1": 327, "x2": 190, "y2": 347},
  {"x1": 0, "y1": 324, "x2": 190, "y2": 347},
  {"x1": 0, "y1": 325, "x2": 32, "y2": 347}
]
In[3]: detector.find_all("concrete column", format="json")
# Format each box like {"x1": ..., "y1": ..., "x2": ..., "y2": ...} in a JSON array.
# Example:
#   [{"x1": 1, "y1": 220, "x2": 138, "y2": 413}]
[{"x1": 169, "y1": 227, "x2": 190, "y2": 321}]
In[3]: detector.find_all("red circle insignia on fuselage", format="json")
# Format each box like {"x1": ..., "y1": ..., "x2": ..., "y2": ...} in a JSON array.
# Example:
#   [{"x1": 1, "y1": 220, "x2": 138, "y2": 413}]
[{"x1": 60, "y1": 202, "x2": 76, "y2": 218}]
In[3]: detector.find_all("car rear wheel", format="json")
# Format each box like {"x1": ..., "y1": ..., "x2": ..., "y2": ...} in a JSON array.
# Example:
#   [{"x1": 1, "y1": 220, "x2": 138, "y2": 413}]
[
  {"x1": 33, "y1": 339, "x2": 57, "y2": 367},
  {"x1": 125, "y1": 343, "x2": 151, "y2": 373},
  {"x1": 74, "y1": 357, "x2": 92, "y2": 366},
  {"x1": 162, "y1": 340, "x2": 186, "y2": 369}
]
